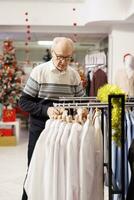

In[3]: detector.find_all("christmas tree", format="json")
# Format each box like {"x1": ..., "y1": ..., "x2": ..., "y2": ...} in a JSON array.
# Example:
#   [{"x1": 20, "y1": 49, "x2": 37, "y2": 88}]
[{"x1": 0, "y1": 39, "x2": 23, "y2": 108}]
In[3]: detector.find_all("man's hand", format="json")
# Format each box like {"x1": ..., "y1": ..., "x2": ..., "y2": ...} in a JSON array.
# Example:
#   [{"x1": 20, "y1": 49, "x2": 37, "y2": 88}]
[{"x1": 47, "y1": 107, "x2": 60, "y2": 118}]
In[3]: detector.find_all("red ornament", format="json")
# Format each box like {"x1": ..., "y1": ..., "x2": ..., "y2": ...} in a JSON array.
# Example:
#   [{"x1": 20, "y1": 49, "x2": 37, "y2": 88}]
[
  {"x1": 27, "y1": 36, "x2": 31, "y2": 41},
  {"x1": 73, "y1": 23, "x2": 77, "y2": 26},
  {"x1": 25, "y1": 12, "x2": 28, "y2": 15}
]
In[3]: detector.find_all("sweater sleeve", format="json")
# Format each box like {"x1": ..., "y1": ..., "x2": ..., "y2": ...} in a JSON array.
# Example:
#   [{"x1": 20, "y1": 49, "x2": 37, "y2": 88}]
[{"x1": 19, "y1": 91, "x2": 53, "y2": 118}]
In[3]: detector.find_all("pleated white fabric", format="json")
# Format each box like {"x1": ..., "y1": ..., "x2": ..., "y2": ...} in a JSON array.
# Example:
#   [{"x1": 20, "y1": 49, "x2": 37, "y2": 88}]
[
  {"x1": 24, "y1": 119, "x2": 54, "y2": 200},
  {"x1": 24, "y1": 110, "x2": 104, "y2": 200},
  {"x1": 79, "y1": 116, "x2": 96, "y2": 200},
  {"x1": 66, "y1": 122, "x2": 82, "y2": 200},
  {"x1": 58, "y1": 122, "x2": 73, "y2": 200},
  {"x1": 93, "y1": 110, "x2": 104, "y2": 200},
  {"x1": 53, "y1": 121, "x2": 66, "y2": 200},
  {"x1": 44, "y1": 119, "x2": 61, "y2": 200}
]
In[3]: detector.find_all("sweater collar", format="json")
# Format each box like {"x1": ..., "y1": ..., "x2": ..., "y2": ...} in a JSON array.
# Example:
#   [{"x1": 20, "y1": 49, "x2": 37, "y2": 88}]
[{"x1": 49, "y1": 59, "x2": 68, "y2": 74}]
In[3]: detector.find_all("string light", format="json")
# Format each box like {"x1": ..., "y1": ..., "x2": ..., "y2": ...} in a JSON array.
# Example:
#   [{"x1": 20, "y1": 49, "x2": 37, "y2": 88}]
[
  {"x1": 24, "y1": 12, "x2": 32, "y2": 64},
  {"x1": 72, "y1": 7, "x2": 78, "y2": 43}
]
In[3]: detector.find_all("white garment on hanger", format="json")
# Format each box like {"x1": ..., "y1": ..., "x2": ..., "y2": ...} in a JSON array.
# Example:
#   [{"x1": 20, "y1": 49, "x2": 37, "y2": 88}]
[
  {"x1": 44, "y1": 119, "x2": 62, "y2": 200},
  {"x1": 53, "y1": 121, "x2": 66, "y2": 200},
  {"x1": 93, "y1": 111, "x2": 103, "y2": 200},
  {"x1": 58, "y1": 122, "x2": 73, "y2": 200},
  {"x1": 66, "y1": 122, "x2": 82, "y2": 200},
  {"x1": 79, "y1": 117, "x2": 96, "y2": 200},
  {"x1": 24, "y1": 119, "x2": 54, "y2": 200}
]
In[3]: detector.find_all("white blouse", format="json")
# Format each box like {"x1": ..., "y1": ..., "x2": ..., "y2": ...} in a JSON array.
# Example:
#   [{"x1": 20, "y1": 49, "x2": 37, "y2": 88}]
[
  {"x1": 44, "y1": 119, "x2": 62, "y2": 200},
  {"x1": 79, "y1": 117, "x2": 96, "y2": 200},
  {"x1": 93, "y1": 111, "x2": 103, "y2": 200},
  {"x1": 24, "y1": 119, "x2": 54, "y2": 200},
  {"x1": 53, "y1": 121, "x2": 66, "y2": 200},
  {"x1": 66, "y1": 122, "x2": 82, "y2": 200},
  {"x1": 58, "y1": 122, "x2": 73, "y2": 200}
]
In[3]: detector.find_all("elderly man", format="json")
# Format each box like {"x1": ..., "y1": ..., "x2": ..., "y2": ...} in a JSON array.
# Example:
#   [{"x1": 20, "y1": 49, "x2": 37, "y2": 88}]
[{"x1": 19, "y1": 37, "x2": 84, "y2": 200}]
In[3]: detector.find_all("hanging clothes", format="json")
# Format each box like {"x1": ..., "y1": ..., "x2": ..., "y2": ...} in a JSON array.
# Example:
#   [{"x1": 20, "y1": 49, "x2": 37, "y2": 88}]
[
  {"x1": 44, "y1": 119, "x2": 62, "y2": 200},
  {"x1": 126, "y1": 110, "x2": 134, "y2": 200},
  {"x1": 24, "y1": 118, "x2": 54, "y2": 200},
  {"x1": 90, "y1": 68, "x2": 107, "y2": 96},
  {"x1": 126, "y1": 139, "x2": 134, "y2": 200},
  {"x1": 57, "y1": 122, "x2": 72, "y2": 200},
  {"x1": 53, "y1": 121, "x2": 66, "y2": 200},
  {"x1": 93, "y1": 110, "x2": 104, "y2": 200},
  {"x1": 79, "y1": 115, "x2": 96, "y2": 200},
  {"x1": 66, "y1": 122, "x2": 82, "y2": 200},
  {"x1": 24, "y1": 108, "x2": 104, "y2": 200},
  {"x1": 85, "y1": 70, "x2": 91, "y2": 96},
  {"x1": 111, "y1": 109, "x2": 134, "y2": 200}
]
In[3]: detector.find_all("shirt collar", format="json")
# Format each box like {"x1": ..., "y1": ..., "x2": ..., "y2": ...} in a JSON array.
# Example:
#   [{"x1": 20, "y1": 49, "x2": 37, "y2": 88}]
[{"x1": 49, "y1": 59, "x2": 68, "y2": 74}]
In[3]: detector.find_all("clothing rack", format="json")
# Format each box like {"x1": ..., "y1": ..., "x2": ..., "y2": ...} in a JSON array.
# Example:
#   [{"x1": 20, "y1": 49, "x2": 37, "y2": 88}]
[
  {"x1": 53, "y1": 102, "x2": 108, "y2": 108},
  {"x1": 53, "y1": 96, "x2": 134, "y2": 200},
  {"x1": 44, "y1": 96, "x2": 98, "y2": 102}
]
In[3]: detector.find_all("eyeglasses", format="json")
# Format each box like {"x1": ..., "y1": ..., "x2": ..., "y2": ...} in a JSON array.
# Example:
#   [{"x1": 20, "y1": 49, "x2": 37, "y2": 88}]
[{"x1": 53, "y1": 50, "x2": 71, "y2": 62}]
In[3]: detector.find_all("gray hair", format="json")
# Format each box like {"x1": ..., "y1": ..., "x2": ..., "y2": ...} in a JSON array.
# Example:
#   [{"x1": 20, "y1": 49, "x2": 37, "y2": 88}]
[{"x1": 51, "y1": 37, "x2": 74, "y2": 50}]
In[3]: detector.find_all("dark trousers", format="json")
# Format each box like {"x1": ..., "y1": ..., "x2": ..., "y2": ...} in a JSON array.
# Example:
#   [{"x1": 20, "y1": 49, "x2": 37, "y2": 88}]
[{"x1": 21, "y1": 127, "x2": 44, "y2": 200}]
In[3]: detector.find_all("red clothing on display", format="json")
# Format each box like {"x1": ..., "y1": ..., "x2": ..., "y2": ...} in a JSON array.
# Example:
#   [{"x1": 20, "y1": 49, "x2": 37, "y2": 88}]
[{"x1": 89, "y1": 68, "x2": 107, "y2": 96}]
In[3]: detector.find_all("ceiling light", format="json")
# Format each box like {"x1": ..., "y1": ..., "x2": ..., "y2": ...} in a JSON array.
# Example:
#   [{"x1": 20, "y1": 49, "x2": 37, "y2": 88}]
[{"x1": 37, "y1": 41, "x2": 53, "y2": 46}]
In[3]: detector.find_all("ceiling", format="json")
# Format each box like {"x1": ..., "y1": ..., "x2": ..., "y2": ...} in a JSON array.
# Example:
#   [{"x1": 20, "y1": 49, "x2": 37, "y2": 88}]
[
  {"x1": 37, "y1": 0, "x2": 85, "y2": 2},
  {"x1": 0, "y1": 24, "x2": 108, "y2": 50},
  {"x1": 0, "y1": 0, "x2": 134, "y2": 51}
]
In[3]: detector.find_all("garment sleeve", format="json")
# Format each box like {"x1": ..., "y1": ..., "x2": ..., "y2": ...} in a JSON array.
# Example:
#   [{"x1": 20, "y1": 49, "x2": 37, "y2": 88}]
[
  {"x1": 19, "y1": 91, "x2": 53, "y2": 118},
  {"x1": 72, "y1": 70, "x2": 85, "y2": 97},
  {"x1": 75, "y1": 82, "x2": 85, "y2": 97},
  {"x1": 23, "y1": 70, "x2": 40, "y2": 98}
]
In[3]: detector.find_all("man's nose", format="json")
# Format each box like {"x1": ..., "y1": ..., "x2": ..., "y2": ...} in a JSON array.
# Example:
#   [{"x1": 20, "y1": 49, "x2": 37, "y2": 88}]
[{"x1": 61, "y1": 59, "x2": 67, "y2": 64}]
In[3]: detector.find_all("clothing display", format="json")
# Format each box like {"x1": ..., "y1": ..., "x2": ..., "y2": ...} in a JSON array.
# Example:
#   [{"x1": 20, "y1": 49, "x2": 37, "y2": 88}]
[
  {"x1": 111, "y1": 109, "x2": 134, "y2": 200},
  {"x1": 85, "y1": 52, "x2": 106, "y2": 67},
  {"x1": 2, "y1": 2, "x2": 134, "y2": 200},
  {"x1": 89, "y1": 68, "x2": 107, "y2": 96},
  {"x1": 24, "y1": 109, "x2": 104, "y2": 200},
  {"x1": 24, "y1": 119, "x2": 53, "y2": 200},
  {"x1": 126, "y1": 139, "x2": 134, "y2": 200},
  {"x1": 79, "y1": 115, "x2": 95, "y2": 200}
]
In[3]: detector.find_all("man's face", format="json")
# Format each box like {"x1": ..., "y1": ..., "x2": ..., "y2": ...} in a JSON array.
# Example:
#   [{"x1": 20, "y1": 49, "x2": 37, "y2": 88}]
[{"x1": 52, "y1": 46, "x2": 73, "y2": 71}]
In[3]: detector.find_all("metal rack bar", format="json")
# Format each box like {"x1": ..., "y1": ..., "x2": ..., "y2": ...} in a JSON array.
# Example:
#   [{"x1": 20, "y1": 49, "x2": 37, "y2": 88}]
[
  {"x1": 44, "y1": 96, "x2": 99, "y2": 102},
  {"x1": 53, "y1": 101, "x2": 134, "y2": 108},
  {"x1": 53, "y1": 102, "x2": 108, "y2": 108}
]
